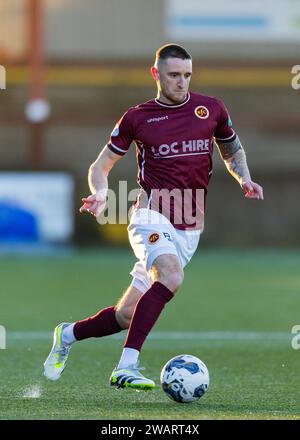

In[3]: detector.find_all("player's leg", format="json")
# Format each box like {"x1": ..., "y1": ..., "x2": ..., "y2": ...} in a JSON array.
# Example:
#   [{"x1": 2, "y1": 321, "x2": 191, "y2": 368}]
[
  {"x1": 43, "y1": 284, "x2": 143, "y2": 381},
  {"x1": 110, "y1": 253, "x2": 183, "y2": 390},
  {"x1": 71, "y1": 266, "x2": 151, "y2": 339},
  {"x1": 117, "y1": 253, "x2": 183, "y2": 367},
  {"x1": 121, "y1": 252, "x2": 184, "y2": 359},
  {"x1": 115, "y1": 285, "x2": 144, "y2": 329},
  {"x1": 110, "y1": 208, "x2": 200, "y2": 390}
]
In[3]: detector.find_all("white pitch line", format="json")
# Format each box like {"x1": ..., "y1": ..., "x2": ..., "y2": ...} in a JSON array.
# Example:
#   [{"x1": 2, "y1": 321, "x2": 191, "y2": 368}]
[{"x1": 7, "y1": 331, "x2": 290, "y2": 341}]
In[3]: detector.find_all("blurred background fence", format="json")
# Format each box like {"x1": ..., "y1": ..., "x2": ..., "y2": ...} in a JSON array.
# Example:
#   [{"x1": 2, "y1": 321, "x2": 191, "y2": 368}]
[{"x1": 0, "y1": 0, "x2": 299, "y2": 248}]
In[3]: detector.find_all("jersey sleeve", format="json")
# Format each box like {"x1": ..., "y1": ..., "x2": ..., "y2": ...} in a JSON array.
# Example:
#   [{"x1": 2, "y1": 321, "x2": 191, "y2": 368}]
[
  {"x1": 107, "y1": 109, "x2": 135, "y2": 156},
  {"x1": 214, "y1": 99, "x2": 236, "y2": 142}
]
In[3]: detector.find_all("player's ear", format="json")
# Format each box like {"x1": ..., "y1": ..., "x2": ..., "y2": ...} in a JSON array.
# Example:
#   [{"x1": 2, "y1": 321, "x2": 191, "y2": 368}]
[{"x1": 151, "y1": 66, "x2": 159, "y2": 81}]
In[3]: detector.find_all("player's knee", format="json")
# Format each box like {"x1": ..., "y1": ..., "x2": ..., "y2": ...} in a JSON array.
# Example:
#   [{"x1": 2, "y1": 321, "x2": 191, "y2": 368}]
[
  {"x1": 151, "y1": 255, "x2": 184, "y2": 293},
  {"x1": 161, "y1": 270, "x2": 184, "y2": 293},
  {"x1": 152, "y1": 261, "x2": 184, "y2": 293}
]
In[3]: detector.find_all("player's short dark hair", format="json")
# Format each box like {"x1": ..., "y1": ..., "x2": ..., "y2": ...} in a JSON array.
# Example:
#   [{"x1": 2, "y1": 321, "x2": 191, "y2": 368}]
[{"x1": 155, "y1": 44, "x2": 192, "y2": 67}]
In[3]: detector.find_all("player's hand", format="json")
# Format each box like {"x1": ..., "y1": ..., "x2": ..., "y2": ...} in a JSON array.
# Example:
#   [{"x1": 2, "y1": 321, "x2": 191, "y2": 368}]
[
  {"x1": 79, "y1": 190, "x2": 107, "y2": 217},
  {"x1": 241, "y1": 181, "x2": 264, "y2": 200}
]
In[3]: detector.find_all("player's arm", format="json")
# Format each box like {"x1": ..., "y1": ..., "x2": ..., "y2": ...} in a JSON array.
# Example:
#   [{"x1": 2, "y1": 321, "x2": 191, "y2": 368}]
[
  {"x1": 80, "y1": 146, "x2": 122, "y2": 217},
  {"x1": 81, "y1": 109, "x2": 134, "y2": 216},
  {"x1": 216, "y1": 136, "x2": 264, "y2": 200}
]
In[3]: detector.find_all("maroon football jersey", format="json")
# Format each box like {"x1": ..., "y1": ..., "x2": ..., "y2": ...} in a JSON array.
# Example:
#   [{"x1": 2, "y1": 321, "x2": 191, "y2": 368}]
[{"x1": 107, "y1": 92, "x2": 235, "y2": 230}]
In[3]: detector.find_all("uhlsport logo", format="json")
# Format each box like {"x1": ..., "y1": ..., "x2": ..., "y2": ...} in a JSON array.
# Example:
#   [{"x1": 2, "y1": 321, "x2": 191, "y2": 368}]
[
  {"x1": 147, "y1": 116, "x2": 169, "y2": 123},
  {"x1": 194, "y1": 106, "x2": 209, "y2": 119},
  {"x1": 0, "y1": 65, "x2": 6, "y2": 90},
  {"x1": 148, "y1": 232, "x2": 160, "y2": 244}
]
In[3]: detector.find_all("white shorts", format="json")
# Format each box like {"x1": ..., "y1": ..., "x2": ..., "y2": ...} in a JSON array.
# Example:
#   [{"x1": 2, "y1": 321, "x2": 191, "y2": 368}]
[{"x1": 128, "y1": 208, "x2": 201, "y2": 294}]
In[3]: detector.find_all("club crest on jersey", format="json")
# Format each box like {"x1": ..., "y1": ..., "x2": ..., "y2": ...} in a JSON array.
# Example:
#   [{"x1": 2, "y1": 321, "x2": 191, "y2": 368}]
[
  {"x1": 148, "y1": 232, "x2": 160, "y2": 244},
  {"x1": 194, "y1": 106, "x2": 209, "y2": 119}
]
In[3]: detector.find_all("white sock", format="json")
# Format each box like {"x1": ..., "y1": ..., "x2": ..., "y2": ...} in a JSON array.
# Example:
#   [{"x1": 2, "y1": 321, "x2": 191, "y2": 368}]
[
  {"x1": 62, "y1": 323, "x2": 76, "y2": 345},
  {"x1": 117, "y1": 348, "x2": 140, "y2": 369}
]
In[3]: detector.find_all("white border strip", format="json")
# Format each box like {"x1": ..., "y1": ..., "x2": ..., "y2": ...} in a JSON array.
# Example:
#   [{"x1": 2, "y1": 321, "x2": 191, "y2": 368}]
[
  {"x1": 109, "y1": 142, "x2": 128, "y2": 154},
  {"x1": 214, "y1": 132, "x2": 236, "y2": 141},
  {"x1": 7, "y1": 330, "x2": 290, "y2": 341},
  {"x1": 155, "y1": 93, "x2": 190, "y2": 108},
  {"x1": 141, "y1": 145, "x2": 145, "y2": 180},
  {"x1": 154, "y1": 151, "x2": 210, "y2": 159}
]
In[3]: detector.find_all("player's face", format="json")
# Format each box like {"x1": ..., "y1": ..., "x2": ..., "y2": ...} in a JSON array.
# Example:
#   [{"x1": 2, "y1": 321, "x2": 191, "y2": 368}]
[{"x1": 154, "y1": 58, "x2": 192, "y2": 104}]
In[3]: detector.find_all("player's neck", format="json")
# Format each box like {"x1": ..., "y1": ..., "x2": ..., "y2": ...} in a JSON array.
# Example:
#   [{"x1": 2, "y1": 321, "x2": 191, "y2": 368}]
[{"x1": 156, "y1": 92, "x2": 189, "y2": 106}]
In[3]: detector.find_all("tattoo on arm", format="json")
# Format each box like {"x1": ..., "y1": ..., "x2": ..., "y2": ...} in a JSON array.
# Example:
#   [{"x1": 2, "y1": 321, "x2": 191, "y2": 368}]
[
  {"x1": 215, "y1": 135, "x2": 251, "y2": 185},
  {"x1": 215, "y1": 135, "x2": 242, "y2": 160},
  {"x1": 224, "y1": 148, "x2": 251, "y2": 186}
]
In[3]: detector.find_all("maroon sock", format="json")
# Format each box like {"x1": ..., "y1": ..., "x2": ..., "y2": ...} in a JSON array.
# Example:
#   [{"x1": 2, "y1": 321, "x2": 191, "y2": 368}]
[
  {"x1": 124, "y1": 281, "x2": 174, "y2": 351},
  {"x1": 73, "y1": 306, "x2": 122, "y2": 341}
]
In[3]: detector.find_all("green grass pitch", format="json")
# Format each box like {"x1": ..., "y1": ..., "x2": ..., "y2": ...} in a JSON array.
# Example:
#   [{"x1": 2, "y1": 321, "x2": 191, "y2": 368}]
[{"x1": 0, "y1": 248, "x2": 299, "y2": 420}]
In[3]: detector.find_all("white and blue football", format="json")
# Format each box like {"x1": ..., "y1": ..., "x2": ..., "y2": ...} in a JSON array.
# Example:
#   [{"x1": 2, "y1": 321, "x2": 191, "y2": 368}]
[{"x1": 160, "y1": 354, "x2": 209, "y2": 403}]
